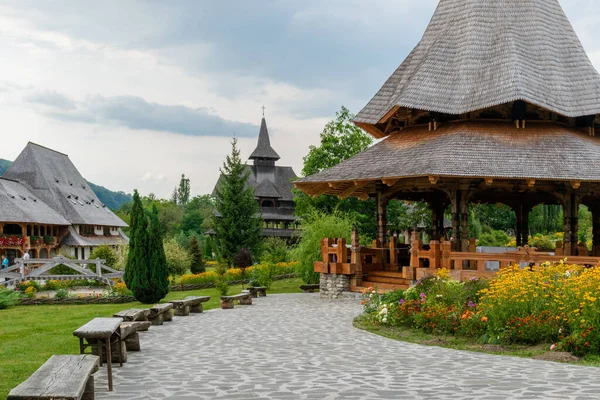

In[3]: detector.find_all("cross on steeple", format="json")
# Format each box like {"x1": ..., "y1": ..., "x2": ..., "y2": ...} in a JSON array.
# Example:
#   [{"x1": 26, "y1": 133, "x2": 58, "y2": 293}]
[{"x1": 261, "y1": 105, "x2": 266, "y2": 117}]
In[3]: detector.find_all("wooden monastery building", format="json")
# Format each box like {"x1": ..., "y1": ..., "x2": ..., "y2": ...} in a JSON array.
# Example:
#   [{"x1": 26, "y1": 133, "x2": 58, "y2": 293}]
[
  {"x1": 0, "y1": 142, "x2": 128, "y2": 265},
  {"x1": 295, "y1": 0, "x2": 600, "y2": 293},
  {"x1": 213, "y1": 116, "x2": 299, "y2": 239}
]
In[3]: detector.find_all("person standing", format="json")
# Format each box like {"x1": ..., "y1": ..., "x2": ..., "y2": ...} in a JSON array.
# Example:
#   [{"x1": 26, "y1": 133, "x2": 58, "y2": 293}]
[
  {"x1": 1, "y1": 255, "x2": 8, "y2": 281},
  {"x1": 22, "y1": 250, "x2": 30, "y2": 276}
]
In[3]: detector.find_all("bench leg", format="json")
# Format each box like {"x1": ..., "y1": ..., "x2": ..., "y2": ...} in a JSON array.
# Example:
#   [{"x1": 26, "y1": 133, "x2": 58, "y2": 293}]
[
  {"x1": 239, "y1": 296, "x2": 253, "y2": 305},
  {"x1": 125, "y1": 332, "x2": 141, "y2": 351},
  {"x1": 150, "y1": 314, "x2": 163, "y2": 326},
  {"x1": 79, "y1": 337, "x2": 85, "y2": 355},
  {"x1": 258, "y1": 290, "x2": 266, "y2": 297},
  {"x1": 163, "y1": 310, "x2": 173, "y2": 322},
  {"x1": 82, "y1": 375, "x2": 95, "y2": 400},
  {"x1": 174, "y1": 306, "x2": 190, "y2": 316},
  {"x1": 118, "y1": 338, "x2": 123, "y2": 367},
  {"x1": 220, "y1": 299, "x2": 234, "y2": 309},
  {"x1": 190, "y1": 303, "x2": 203, "y2": 313},
  {"x1": 106, "y1": 338, "x2": 113, "y2": 392}
]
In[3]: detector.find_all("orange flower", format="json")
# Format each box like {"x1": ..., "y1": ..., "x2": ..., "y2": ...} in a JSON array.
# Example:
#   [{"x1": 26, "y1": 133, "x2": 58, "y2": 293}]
[
  {"x1": 481, "y1": 316, "x2": 488, "y2": 323},
  {"x1": 461, "y1": 314, "x2": 468, "y2": 320}
]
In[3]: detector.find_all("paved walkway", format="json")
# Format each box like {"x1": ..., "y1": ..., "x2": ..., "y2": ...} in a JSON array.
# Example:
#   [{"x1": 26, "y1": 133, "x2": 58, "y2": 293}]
[{"x1": 96, "y1": 294, "x2": 600, "y2": 399}]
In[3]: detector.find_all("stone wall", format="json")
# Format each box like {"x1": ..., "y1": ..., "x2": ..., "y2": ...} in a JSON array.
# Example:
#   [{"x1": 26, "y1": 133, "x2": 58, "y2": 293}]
[{"x1": 319, "y1": 273, "x2": 349, "y2": 299}]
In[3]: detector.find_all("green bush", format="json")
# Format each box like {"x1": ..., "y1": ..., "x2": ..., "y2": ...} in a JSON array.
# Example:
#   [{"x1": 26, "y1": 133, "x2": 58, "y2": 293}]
[
  {"x1": 54, "y1": 289, "x2": 69, "y2": 299},
  {"x1": 89, "y1": 245, "x2": 119, "y2": 269},
  {"x1": 249, "y1": 264, "x2": 275, "y2": 289},
  {"x1": 293, "y1": 211, "x2": 354, "y2": 284},
  {"x1": 215, "y1": 280, "x2": 229, "y2": 296},
  {"x1": 260, "y1": 237, "x2": 290, "y2": 264},
  {"x1": 164, "y1": 238, "x2": 192, "y2": 276},
  {"x1": 0, "y1": 288, "x2": 21, "y2": 309},
  {"x1": 477, "y1": 230, "x2": 510, "y2": 247},
  {"x1": 529, "y1": 235, "x2": 555, "y2": 251}
]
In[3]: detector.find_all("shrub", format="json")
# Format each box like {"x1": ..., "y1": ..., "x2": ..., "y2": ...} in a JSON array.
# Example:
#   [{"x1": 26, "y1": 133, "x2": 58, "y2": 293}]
[
  {"x1": 0, "y1": 288, "x2": 21, "y2": 309},
  {"x1": 24, "y1": 286, "x2": 37, "y2": 298},
  {"x1": 164, "y1": 238, "x2": 192, "y2": 276},
  {"x1": 261, "y1": 237, "x2": 290, "y2": 264},
  {"x1": 249, "y1": 264, "x2": 275, "y2": 289},
  {"x1": 89, "y1": 245, "x2": 119, "y2": 269},
  {"x1": 215, "y1": 280, "x2": 229, "y2": 296},
  {"x1": 42, "y1": 279, "x2": 63, "y2": 291},
  {"x1": 529, "y1": 235, "x2": 555, "y2": 251},
  {"x1": 293, "y1": 211, "x2": 354, "y2": 284},
  {"x1": 235, "y1": 248, "x2": 253, "y2": 287},
  {"x1": 477, "y1": 230, "x2": 510, "y2": 247},
  {"x1": 54, "y1": 288, "x2": 69, "y2": 299},
  {"x1": 112, "y1": 281, "x2": 133, "y2": 296},
  {"x1": 189, "y1": 237, "x2": 205, "y2": 274},
  {"x1": 17, "y1": 280, "x2": 41, "y2": 293}
]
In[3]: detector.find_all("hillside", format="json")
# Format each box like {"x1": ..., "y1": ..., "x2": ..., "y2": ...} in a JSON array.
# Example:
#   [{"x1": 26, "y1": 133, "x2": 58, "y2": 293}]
[{"x1": 0, "y1": 158, "x2": 132, "y2": 210}]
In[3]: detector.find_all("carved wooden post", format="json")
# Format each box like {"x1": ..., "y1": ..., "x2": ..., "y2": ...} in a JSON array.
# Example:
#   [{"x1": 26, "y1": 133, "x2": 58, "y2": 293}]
[
  {"x1": 592, "y1": 205, "x2": 600, "y2": 256},
  {"x1": 430, "y1": 240, "x2": 441, "y2": 269},
  {"x1": 460, "y1": 191, "x2": 469, "y2": 253},
  {"x1": 337, "y1": 239, "x2": 347, "y2": 264},
  {"x1": 389, "y1": 236, "x2": 398, "y2": 269},
  {"x1": 350, "y1": 227, "x2": 362, "y2": 286},
  {"x1": 376, "y1": 183, "x2": 387, "y2": 246},
  {"x1": 555, "y1": 241, "x2": 563, "y2": 256},
  {"x1": 410, "y1": 231, "x2": 420, "y2": 268},
  {"x1": 469, "y1": 238, "x2": 477, "y2": 269},
  {"x1": 571, "y1": 194, "x2": 580, "y2": 256},
  {"x1": 563, "y1": 194, "x2": 572, "y2": 256},
  {"x1": 450, "y1": 190, "x2": 460, "y2": 252},
  {"x1": 441, "y1": 240, "x2": 452, "y2": 270}
]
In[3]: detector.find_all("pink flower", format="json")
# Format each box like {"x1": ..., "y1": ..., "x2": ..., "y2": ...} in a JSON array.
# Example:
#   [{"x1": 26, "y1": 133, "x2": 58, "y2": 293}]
[{"x1": 550, "y1": 344, "x2": 556, "y2": 351}]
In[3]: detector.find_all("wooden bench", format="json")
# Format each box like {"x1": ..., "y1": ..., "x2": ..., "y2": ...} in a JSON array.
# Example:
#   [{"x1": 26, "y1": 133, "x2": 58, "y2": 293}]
[
  {"x1": 8, "y1": 355, "x2": 99, "y2": 400},
  {"x1": 169, "y1": 296, "x2": 210, "y2": 316},
  {"x1": 148, "y1": 303, "x2": 173, "y2": 325},
  {"x1": 120, "y1": 321, "x2": 151, "y2": 352},
  {"x1": 300, "y1": 284, "x2": 320, "y2": 293},
  {"x1": 73, "y1": 317, "x2": 123, "y2": 391},
  {"x1": 113, "y1": 308, "x2": 150, "y2": 322},
  {"x1": 220, "y1": 293, "x2": 252, "y2": 309},
  {"x1": 245, "y1": 286, "x2": 267, "y2": 297}
]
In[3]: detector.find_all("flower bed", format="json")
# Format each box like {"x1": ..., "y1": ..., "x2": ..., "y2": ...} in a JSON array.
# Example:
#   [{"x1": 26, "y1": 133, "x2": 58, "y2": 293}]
[
  {"x1": 0, "y1": 235, "x2": 24, "y2": 246},
  {"x1": 361, "y1": 262, "x2": 600, "y2": 356},
  {"x1": 179, "y1": 262, "x2": 297, "y2": 286}
]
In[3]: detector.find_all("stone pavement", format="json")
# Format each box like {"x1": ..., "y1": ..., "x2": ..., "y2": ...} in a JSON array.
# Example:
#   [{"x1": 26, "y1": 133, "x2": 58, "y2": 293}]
[{"x1": 95, "y1": 294, "x2": 600, "y2": 399}]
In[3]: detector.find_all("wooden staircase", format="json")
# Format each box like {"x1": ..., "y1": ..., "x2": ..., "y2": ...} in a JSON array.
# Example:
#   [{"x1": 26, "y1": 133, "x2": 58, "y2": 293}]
[{"x1": 350, "y1": 271, "x2": 410, "y2": 293}]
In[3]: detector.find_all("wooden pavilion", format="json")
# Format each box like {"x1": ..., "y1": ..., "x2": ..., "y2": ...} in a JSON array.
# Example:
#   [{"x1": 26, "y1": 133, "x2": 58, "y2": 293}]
[{"x1": 295, "y1": 0, "x2": 600, "y2": 292}]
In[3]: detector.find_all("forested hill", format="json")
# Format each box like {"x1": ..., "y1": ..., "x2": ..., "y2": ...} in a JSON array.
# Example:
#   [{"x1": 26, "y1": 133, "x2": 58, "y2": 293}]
[{"x1": 0, "y1": 158, "x2": 132, "y2": 210}]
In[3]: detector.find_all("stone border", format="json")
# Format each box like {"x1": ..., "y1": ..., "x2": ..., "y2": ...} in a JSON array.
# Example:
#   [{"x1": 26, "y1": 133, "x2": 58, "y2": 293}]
[
  {"x1": 19, "y1": 295, "x2": 136, "y2": 306},
  {"x1": 170, "y1": 273, "x2": 299, "y2": 292}
]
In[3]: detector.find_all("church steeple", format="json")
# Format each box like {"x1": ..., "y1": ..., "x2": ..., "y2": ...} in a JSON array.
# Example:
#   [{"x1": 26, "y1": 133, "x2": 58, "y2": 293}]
[{"x1": 249, "y1": 116, "x2": 280, "y2": 164}]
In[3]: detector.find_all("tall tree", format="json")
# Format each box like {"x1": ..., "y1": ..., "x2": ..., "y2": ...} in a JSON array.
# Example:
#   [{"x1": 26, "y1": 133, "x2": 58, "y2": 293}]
[
  {"x1": 170, "y1": 187, "x2": 178, "y2": 205},
  {"x1": 189, "y1": 236, "x2": 205, "y2": 274},
  {"x1": 123, "y1": 190, "x2": 146, "y2": 286},
  {"x1": 294, "y1": 106, "x2": 375, "y2": 237},
  {"x1": 146, "y1": 205, "x2": 170, "y2": 302},
  {"x1": 177, "y1": 174, "x2": 191, "y2": 206},
  {"x1": 214, "y1": 138, "x2": 262, "y2": 266}
]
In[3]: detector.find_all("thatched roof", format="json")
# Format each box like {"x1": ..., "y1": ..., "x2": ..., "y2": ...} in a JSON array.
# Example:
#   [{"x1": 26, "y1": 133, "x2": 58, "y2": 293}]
[
  {"x1": 249, "y1": 118, "x2": 280, "y2": 160},
  {"x1": 0, "y1": 178, "x2": 70, "y2": 226},
  {"x1": 355, "y1": 0, "x2": 600, "y2": 137},
  {"x1": 296, "y1": 121, "x2": 600, "y2": 194},
  {"x1": 3, "y1": 143, "x2": 127, "y2": 227}
]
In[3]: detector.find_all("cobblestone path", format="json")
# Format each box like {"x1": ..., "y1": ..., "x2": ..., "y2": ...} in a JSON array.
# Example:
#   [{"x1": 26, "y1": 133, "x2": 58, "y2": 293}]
[{"x1": 96, "y1": 294, "x2": 600, "y2": 399}]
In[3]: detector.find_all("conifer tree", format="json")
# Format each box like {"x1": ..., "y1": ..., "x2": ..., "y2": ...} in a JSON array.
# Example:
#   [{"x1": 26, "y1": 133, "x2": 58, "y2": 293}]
[
  {"x1": 189, "y1": 236, "x2": 205, "y2": 274},
  {"x1": 143, "y1": 205, "x2": 169, "y2": 303},
  {"x1": 177, "y1": 174, "x2": 191, "y2": 206},
  {"x1": 123, "y1": 190, "x2": 145, "y2": 286},
  {"x1": 214, "y1": 137, "x2": 262, "y2": 266}
]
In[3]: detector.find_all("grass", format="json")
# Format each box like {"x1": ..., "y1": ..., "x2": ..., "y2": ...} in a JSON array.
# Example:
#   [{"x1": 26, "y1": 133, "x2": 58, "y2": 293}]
[
  {"x1": 0, "y1": 278, "x2": 303, "y2": 398},
  {"x1": 354, "y1": 314, "x2": 600, "y2": 367}
]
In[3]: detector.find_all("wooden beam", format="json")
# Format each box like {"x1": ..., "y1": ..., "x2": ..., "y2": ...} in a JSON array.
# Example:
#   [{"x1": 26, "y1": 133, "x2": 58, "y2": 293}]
[
  {"x1": 527, "y1": 179, "x2": 536, "y2": 188},
  {"x1": 328, "y1": 182, "x2": 342, "y2": 190},
  {"x1": 571, "y1": 181, "x2": 581, "y2": 190},
  {"x1": 382, "y1": 178, "x2": 399, "y2": 187},
  {"x1": 338, "y1": 181, "x2": 369, "y2": 200},
  {"x1": 485, "y1": 177, "x2": 494, "y2": 186},
  {"x1": 428, "y1": 176, "x2": 440, "y2": 185}
]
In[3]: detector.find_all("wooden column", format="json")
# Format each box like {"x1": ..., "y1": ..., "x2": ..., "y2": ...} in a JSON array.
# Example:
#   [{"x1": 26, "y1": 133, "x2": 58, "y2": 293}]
[
  {"x1": 430, "y1": 200, "x2": 445, "y2": 241},
  {"x1": 515, "y1": 203, "x2": 532, "y2": 247},
  {"x1": 460, "y1": 190, "x2": 469, "y2": 252},
  {"x1": 592, "y1": 204, "x2": 600, "y2": 257},
  {"x1": 563, "y1": 194, "x2": 572, "y2": 256},
  {"x1": 570, "y1": 194, "x2": 580, "y2": 256},
  {"x1": 376, "y1": 183, "x2": 387, "y2": 245},
  {"x1": 450, "y1": 190, "x2": 460, "y2": 252}
]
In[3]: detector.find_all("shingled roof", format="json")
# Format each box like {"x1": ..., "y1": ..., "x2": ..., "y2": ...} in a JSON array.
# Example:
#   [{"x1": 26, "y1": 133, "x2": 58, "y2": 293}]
[
  {"x1": 0, "y1": 178, "x2": 69, "y2": 226},
  {"x1": 355, "y1": 0, "x2": 600, "y2": 135},
  {"x1": 297, "y1": 121, "x2": 600, "y2": 191},
  {"x1": 249, "y1": 118, "x2": 280, "y2": 160},
  {"x1": 3, "y1": 143, "x2": 127, "y2": 227}
]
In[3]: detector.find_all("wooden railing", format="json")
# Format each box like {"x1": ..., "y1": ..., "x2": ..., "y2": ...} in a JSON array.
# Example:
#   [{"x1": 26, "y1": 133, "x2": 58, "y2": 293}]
[{"x1": 315, "y1": 234, "x2": 600, "y2": 284}]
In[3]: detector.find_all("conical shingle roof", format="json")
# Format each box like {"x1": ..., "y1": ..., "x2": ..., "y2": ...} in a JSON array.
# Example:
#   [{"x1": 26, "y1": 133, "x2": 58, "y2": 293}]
[
  {"x1": 355, "y1": 0, "x2": 600, "y2": 136},
  {"x1": 249, "y1": 118, "x2": 280, "y2": 160}
]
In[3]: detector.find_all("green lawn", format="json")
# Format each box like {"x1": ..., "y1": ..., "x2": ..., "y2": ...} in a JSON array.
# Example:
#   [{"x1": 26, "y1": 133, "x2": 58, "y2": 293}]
[{"x1": 0, "y1": 278, "x2": 303, "y2": 398}]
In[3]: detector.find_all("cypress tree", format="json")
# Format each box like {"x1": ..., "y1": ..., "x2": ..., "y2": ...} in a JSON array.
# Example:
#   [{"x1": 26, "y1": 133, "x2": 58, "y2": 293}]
[
  {"x1": 123, "y1": 190, "x2": 145, "y2": 287},
  {"x1": 144, "y1": 205, "x2": 169, "y2": 303},
  {"x1": 214, "y1": 138, "x2": 263, "y2": 266},
  {"x1": 189, "y1": 236, "x2": 205, "y2": 274}
]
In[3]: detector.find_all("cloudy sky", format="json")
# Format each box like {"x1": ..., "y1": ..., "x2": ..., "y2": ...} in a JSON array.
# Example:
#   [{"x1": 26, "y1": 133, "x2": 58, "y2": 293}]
[{"x1": 1, "y1": 0, "x2": 599, "y2": 198}]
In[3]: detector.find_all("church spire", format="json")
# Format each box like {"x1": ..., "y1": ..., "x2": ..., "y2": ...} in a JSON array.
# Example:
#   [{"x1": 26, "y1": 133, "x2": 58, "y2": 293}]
[{"x1": 249, "y1": 114, "x2": 280, "y2": 161}]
